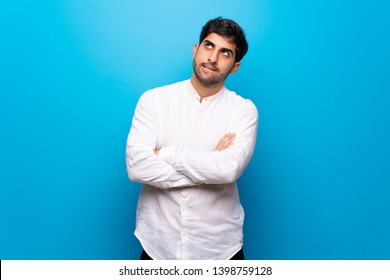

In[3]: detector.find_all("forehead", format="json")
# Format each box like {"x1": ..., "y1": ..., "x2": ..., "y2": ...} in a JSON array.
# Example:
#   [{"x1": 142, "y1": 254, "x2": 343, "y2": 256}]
[{"x1": 202, "y1": 32, "x2": 237, "y2": 51}]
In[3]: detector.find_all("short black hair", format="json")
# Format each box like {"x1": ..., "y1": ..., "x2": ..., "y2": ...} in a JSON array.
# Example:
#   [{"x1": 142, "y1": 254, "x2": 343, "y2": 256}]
[{"x1": 199, "y1": 17, "x2": 249, "y2": 62}]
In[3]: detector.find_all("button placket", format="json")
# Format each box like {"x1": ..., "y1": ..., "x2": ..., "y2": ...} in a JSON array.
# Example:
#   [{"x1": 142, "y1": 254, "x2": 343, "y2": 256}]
[
  {"x1": 191, "y1": 102, "x2": 203, "y2": 150},
  {"x1": 180, "y1": 189, "x2": 190, "y2": 258},
  {"x1": 181, "y1": 190, "x2": 189, "y2": 198}
]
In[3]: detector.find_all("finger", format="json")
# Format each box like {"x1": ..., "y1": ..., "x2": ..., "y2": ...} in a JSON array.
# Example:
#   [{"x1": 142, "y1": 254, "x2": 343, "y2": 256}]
[
  {"x1": 215, "y1": 133, "x2": 236, "y2": 151},
  {"x1": 215, "y1": 135, "x2": 231, "y2": 151},
  {"x1": 220, "y1": 133, "x2": 236, "y2": 147},
  {"x1": 220, "y1": 134, "x2": 235, "y2": 150}
]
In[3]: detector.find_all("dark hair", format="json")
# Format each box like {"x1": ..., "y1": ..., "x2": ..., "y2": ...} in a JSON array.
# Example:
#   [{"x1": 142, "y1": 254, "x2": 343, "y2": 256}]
[{"x1": 199, "y1": 17, "x2": 248, "y2": 62}]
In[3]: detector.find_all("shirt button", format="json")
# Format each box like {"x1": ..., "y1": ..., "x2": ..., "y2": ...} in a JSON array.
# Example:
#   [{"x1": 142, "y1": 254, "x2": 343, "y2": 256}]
[{"x1": 181, "y1": 190, "x2": 188, "y2": 198}]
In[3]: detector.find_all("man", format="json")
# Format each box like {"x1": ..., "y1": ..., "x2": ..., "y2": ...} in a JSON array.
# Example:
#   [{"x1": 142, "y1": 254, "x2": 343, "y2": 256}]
[{"x1": 126, "y1": 17, "x2": 258, "y2": 260}]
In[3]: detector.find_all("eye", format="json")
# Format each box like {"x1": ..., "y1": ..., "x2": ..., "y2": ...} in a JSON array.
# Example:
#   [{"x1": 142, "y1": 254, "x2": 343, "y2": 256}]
[
  {"x1": 221, "y1": 50, "x2": 230, "y2": 57},
  {"x1": 205, "y1": 42, "x2": 213, "y2": 49}
]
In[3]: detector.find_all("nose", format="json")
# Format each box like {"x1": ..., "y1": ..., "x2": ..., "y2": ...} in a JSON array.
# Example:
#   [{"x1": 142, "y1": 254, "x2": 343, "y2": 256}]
[{"x1": 208, "y1": 50, "x2": 218, "y2": 64}]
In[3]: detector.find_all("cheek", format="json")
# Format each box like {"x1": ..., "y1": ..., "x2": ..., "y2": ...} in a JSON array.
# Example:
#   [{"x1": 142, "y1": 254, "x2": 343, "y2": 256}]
[
  {"x1": 222, "y1": 61, "x2": 236, "y2": 73},
  {"x1": 194, "y1": 50, "x2": 205, "y2": 61}
]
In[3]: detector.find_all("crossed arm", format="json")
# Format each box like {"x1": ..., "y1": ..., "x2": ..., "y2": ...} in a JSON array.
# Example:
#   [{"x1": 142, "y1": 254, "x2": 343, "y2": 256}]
[
  {"x1": 154, "y1": 133, "x2": 236, "y2": 155},
  {"x1": 126, "y1": 92, "x2": 258, "y2": 189},
  {"x1": 127, "y1": 131, "x2": 244, "y2": 189}
]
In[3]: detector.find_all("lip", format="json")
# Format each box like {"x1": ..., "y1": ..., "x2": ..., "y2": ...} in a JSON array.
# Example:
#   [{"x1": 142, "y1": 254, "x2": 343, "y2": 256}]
[{"x1": 202, "y1": 63, "x2": 217, "y2": 72}]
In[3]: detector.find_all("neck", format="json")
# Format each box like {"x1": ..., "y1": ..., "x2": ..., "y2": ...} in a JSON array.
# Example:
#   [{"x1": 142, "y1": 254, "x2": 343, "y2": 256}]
[{"x1": 190, "y1": 73, "x2": 224, "y2": 102}]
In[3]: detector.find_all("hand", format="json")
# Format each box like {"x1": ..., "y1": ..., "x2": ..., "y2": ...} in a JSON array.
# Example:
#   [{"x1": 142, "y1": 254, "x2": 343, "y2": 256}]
[{"x1": 215, "y1": 133, "x2": 236, "y2": 151}]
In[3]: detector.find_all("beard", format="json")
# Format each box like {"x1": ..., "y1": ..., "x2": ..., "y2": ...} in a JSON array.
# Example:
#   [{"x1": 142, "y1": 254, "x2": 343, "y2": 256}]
[{"x1": 192, "y1": 60, "x2": 232, "y2": 87}]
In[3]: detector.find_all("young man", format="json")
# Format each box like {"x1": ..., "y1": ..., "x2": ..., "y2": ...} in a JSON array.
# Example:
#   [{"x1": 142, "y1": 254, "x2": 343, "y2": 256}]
[{"x1": 126, "y1": 17, "x2": 258, "y2": 260}]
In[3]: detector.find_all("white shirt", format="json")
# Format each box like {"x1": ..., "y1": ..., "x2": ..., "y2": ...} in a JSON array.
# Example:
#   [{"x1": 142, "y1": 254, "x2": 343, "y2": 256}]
[{"x1": 126, "y1": 80, "x2": 258, "y2": 259}]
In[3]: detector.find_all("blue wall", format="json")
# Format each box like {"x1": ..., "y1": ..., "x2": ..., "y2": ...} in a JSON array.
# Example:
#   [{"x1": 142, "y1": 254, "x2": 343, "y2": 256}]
[{"x1": 1, "y1": 0, "x2": 389, "y2": 259}]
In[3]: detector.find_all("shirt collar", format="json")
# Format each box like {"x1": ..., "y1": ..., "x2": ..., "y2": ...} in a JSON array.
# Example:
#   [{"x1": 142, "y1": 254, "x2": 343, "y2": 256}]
[{"x1": 187, "y1": 80, "x2": 225, "y2": 103}]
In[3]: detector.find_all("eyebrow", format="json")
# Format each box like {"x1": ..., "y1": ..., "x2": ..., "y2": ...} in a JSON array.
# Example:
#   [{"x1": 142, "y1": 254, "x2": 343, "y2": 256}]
[{"x1": 203, "y1": 40, "x2": 235, "y2": 56}]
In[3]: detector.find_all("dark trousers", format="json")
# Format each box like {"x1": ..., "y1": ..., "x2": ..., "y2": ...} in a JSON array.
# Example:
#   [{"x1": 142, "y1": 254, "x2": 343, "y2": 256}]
[{"x1": 140, "y1": 248, "x2": 245, "y2": 260}]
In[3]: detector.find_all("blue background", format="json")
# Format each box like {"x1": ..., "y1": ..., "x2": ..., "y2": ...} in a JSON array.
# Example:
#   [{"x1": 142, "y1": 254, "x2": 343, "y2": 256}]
[{"x1": 1, "y1": 0, "x2": 389, "y2": 259}]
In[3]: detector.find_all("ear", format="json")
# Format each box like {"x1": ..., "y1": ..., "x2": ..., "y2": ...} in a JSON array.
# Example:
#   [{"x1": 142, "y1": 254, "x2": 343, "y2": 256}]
[
  {"x1": 192, "y1": 44, "x2": 199, "y2": 58},
  {"x1": 230, "y1": 62, "x2": 241, "y2": 74}
]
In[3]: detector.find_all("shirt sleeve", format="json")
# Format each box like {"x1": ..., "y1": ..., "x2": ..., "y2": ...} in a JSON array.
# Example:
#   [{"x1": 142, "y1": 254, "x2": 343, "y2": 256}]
[
  {"x1": 158, "y1": 100, "x2": 258, "y2": 184},
  {"x1": 126, "y1": 91, "x2": 196, "y2": 189}
]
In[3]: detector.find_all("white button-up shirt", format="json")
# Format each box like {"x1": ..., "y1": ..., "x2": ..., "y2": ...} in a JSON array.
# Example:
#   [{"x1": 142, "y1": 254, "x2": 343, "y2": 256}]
[{"x1": 126, "y1": 80, "x2": 258, "y2": 259}]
